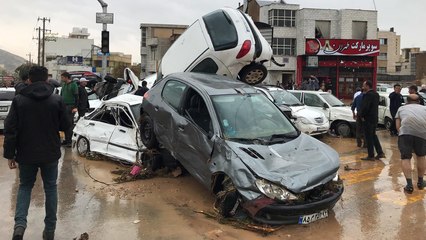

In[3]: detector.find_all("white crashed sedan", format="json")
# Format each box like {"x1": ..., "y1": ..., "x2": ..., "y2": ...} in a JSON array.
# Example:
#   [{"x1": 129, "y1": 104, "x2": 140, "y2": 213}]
[{"x1": 72, "y1": 94, "x2": 144, "y2": 164}]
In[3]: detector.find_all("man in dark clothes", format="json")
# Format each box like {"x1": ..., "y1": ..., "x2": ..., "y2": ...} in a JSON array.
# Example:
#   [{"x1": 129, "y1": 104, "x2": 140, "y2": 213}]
[
  {"x1": 60, "y1": 72, "x2": 79, "y2": 147},
  {"x1": 358, "y1": 80, "x2": 386, "y2": 161},
  {"x1": 408, "y1": 85, "x2": 425, "y2": 105},
  {"x1": 388, "y1": 84, "x2": 404, "y2": 136},
  {"x1": 134, "y1": 80, "x2": 149, "y2": 96},
  {"x1": 4, "y1": 66, "x2": 70, "y2": 240},
  {"x1": 77, "y1": 78, "x2": 90, "y2": 120}
]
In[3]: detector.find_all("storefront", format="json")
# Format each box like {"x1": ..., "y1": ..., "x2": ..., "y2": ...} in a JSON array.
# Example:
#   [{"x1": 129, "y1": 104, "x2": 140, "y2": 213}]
[{"x1": 296, "y1": 39, "x2": 380, "y2": 99}]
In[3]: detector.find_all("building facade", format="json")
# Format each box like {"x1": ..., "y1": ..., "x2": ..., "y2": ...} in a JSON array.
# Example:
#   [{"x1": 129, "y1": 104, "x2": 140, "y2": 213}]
[
  {"x1": 91, "y1": 52, "x2": 132, "y2": 76},
  {"x1": 140, "y1": 24, "x2": 187, "y2": 78},
  {"x1": 377, "y1": 28, "x2": 401, "y2": 74},
  {"x1": 242, "y1": 0, "x2": 379, "y2": 98}
]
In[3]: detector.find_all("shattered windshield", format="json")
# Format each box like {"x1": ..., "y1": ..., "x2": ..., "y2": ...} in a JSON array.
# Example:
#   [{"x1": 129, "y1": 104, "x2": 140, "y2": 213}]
[
  {"x1": 212, "y1": 93, "x2": 298, "y2": 144},
  {"x1": 269, "y1": 89, "x2": 303, "y2": 106},
  {"x1": 321, "y1": 93, "x2": 346, "y2": 107}
]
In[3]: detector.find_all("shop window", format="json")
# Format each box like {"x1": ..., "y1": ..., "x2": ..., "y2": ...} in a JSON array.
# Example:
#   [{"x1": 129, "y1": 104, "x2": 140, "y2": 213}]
[
  {"x1": 379, "y1": 38, "x2": 387, "y2": 45},
  {"x1": 272, "y1": 38, "x2": 296, "y2": 56},
  {"x1": 268, "y1": 9, "x2": 296, "y2": 27},
  {"x1": 315, "y1": 21, "x2": 331, "y2": 39},
  {"x1": 352, "y1": 21, "x2": 367, "y2": 39}
]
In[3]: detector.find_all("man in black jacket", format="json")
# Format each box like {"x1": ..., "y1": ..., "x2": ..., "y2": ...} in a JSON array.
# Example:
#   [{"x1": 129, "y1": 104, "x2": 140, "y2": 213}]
[
  {"x1": 4, "y1": 66, "x2": 70, "y2": 240},
  {"x1": 77, "y1": 78, "x2": 90, "y2": 120},
  {"x1": 358, "y1": 80, "x2": 386, "y2": 161},
  {"x1": 388, "y1": 84, "x2": 404, "y2": 136}
]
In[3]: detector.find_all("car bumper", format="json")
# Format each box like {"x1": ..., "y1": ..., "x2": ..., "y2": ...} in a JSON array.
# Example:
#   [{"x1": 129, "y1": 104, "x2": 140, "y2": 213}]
[
  {"x1": 296, "y1": 122, "x2": 330, "y2": 136},
  {"x1": 245, "y1": 184, "x2": 344, "y2": 225}
]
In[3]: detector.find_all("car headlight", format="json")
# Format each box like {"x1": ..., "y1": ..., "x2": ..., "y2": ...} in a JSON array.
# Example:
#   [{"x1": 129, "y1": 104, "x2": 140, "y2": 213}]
[
  {"x1": 297, "y1": 116, "x2": 311, "y2": 124},
  {"x1": 255, "y1": 179, "x2": 298, "y2": 201},
  {"x1": 333, "y1": 173, "x2": 339, "y2": 182}
]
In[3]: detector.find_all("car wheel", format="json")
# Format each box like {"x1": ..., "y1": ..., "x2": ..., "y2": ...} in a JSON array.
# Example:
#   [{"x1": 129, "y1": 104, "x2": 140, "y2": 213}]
[
  {"x1": 141, "y1": 152, "x2": 162, "y2": 171},
  {"x1": 77, "y1": 137, "x2": 90, "y2": 157},
  {"x1": 335, "y1": 122, "x2": 351, "y2": 137},
  {"x1": 238, "y1": 64, "x2": 268, "y2": 85},
  {"x1": 140, "y1": 114, "x2": 159, "y2": 149},
  {"x1": 216, "y1": 177, "x2": 239, "y2": 218},
  {"x1": 384, "y1": 117, "x2": 392, "y2": 130}
]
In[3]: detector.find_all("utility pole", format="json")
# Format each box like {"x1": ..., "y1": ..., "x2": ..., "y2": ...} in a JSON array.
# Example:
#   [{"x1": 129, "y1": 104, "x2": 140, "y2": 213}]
[
  {"x1": 96, "y1": 0, "x2": 113, "y2": 79},
  {"x1": 26, "y1": 53, "x2": 32, "y2": 63},
  {"x1": 34, "y1": 27, "x2": 42, "y2": 65},
  {"x1": 38, "y1": 17, "x2": 50, "y2": 67}
]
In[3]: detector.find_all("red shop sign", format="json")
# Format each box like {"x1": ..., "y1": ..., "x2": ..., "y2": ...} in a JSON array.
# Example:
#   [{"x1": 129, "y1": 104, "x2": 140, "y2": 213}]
[{"x1": 305, "y1": 39, "x2": 380, "y2": 56}]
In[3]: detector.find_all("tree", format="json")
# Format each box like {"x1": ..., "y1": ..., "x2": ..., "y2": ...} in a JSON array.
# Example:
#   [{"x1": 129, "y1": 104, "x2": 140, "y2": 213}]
[
  {"x1": 111, "y1": 63, "x2": 141, "y2": 79},
  {"x1": 14, "y1": 63, "x2": 34, "y2": 81}
]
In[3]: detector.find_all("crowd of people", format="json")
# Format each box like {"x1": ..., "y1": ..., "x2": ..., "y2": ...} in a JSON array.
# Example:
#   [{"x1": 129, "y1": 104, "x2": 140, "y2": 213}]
[{"x1": 351, "y1": 81, "x2": 426, "y2": 194}]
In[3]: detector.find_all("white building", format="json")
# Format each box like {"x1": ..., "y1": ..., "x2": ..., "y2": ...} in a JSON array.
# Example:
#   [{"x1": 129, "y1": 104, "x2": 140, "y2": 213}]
[{"x1": 45, "y1": 28, "x2": 94, "y2": 79}]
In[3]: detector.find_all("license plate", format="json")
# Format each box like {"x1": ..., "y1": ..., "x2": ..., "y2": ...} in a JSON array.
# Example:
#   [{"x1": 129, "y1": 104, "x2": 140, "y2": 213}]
[
  {"x1": 0, "y1": 106, "x2": 8, "y2": 112},
  {"x1": 298, "y1": 209, "x2": 328, "y2": 224}
]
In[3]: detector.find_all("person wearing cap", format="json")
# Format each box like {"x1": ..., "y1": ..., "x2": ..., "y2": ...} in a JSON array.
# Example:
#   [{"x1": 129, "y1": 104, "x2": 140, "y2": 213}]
[
  {"x1": 60, "y1": 72, "x2": 79, "y2": 147},
  {"x1": 77, "y1": 78, "x2": 90, "y2": 120}
]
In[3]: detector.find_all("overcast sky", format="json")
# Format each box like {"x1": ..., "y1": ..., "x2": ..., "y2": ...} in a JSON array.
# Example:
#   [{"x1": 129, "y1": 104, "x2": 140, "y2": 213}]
[{"x1": 1, "y1": 0, "x2": 424, "y2": 64}]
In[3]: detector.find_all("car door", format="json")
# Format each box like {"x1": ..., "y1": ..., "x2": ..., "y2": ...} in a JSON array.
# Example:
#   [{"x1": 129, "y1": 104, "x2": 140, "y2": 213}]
[
  {"x1": 378, "y1": 96, "x2": 387, "y2": 125},
  {"x1": 174, "y1": 88, "x2": 214, "y2": 187},
  {"x1": 107, "y1": 105, "x2": 140, "y2": 163},
  {"x1": 303, "y1": 93, "x2": 331, "y2": 120},
  {"x1": 85, "y1": 105, "x2": 117, "y2": 155},
  {"x1": 153, "y1": 80, "x2": 188, "y2": 153}
]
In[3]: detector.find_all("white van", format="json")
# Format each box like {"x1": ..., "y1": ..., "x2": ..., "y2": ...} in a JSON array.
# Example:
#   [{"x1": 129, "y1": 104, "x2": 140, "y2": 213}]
[
  {"x1": 158, "y1": 8, "x2": 279, "y2": 85},
  {"x1": 289, "y1": 90, "x2": 355, "y2": 137}
]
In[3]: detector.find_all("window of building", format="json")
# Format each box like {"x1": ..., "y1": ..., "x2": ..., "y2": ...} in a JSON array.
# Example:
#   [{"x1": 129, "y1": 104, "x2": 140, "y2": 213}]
[
  {"x1": 272, "y1": 38, "x2": 296, "y2": 56},
  {"x1": 378, "y1": 53, "x2": 387, "y2": 60},
  {"x1": 378, "y1": 67, "x2": 387, "y2": 74},
  {"x1": 395, "y1": 66, "x2": 401, "y2": 72},
  {"x1": 352, "y1": 21, "x2": 367, "y2": 39},
  {"x1": 379, "y1": 38, "x2": 388, "y2": 45},
  {"x1": 150, "y1": 46, "x2": 157, "y2": 60},
  {"x1": 268, "y1": 9, "x2": 296, "y2": 27},
  {"x1": 141, "y1": 27, "x2": 147, "y2": 47},
  {"x1": 315, "y1": 21, "x2": 331, "y2": 38}
]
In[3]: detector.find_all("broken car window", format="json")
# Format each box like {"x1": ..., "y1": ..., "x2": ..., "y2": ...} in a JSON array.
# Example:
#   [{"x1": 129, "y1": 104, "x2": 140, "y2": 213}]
[
  {"x1": 91, "y1": 106, "x2": 117, "y2": 125},
  {"x1": 183, "y1": 89, "x2": 212, "y2": 134}
]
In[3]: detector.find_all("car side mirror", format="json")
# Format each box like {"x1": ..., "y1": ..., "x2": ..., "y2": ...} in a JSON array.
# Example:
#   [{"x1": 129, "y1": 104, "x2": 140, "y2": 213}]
[{"x1": 323, "y1": 103, "x2": 329, "y2": 109}]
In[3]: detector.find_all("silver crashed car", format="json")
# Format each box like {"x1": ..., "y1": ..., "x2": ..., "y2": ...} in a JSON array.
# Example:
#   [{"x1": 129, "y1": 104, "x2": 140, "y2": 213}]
[
  {"x1": 140, "y1": 73, "x2": 343, "y2": 225},
  {"x1": 72, "y1": 94, "x2": 144, "y2": 164}
]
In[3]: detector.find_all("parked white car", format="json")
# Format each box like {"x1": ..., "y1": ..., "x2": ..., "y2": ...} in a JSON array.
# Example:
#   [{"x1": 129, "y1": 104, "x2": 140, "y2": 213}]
[
  {"x1": 378, "y1": 92, "x2": 393, "y2": 130},
  {"x1": 158, "y1": 7, "x2": 280, "y2": 85},
  {"x1": 255, "y1": 86, "x2": 330, "y2": 136},
  {"x1": 0, "y1": 88, "x2": 15, "y2": 130},
  {"x1": 289, "y1": 90, "x2": 355, "y2": 137},
  {"x1": 72, "y1": 94, "x2": 144, "y2": 164}
]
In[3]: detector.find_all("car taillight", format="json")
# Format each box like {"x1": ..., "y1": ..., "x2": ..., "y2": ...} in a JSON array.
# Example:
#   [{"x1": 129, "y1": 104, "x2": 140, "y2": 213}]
[{"x1": 236, "y1": 40, "x2": 251, "y2": 59}]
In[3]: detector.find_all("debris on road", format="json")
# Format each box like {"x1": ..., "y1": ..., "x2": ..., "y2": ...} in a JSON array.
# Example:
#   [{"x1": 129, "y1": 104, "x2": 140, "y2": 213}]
[
  {"x1": 344, "y1": 165, "x2": 360, "y2": 171},
  {"x1": 133, "y1": 220, "x2": 141, "y2": 224},
  {"x1": 73, "y1": 232, "x2": 89, "y2": 240}
]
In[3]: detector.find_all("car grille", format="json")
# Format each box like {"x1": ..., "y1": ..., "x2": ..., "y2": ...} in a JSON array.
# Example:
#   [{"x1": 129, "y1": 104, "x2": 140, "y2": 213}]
[{"x1": 314, "y1": 117, "x2": 323, "y2": 124}]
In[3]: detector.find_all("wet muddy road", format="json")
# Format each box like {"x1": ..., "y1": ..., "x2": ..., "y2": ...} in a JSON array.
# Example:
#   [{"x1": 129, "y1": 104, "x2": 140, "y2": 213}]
[{"x1": 1, "y1": 130, "x2": 425, "y2": 239}]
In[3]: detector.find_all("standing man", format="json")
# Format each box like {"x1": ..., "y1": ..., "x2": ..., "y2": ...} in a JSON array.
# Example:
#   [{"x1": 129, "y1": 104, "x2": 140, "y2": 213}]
[
  {"x1": 388, "y1": 84, "x2": 404, "y2": 136},
  {"x1": 60, "y1": 72, "x2": 78, "y2": 147},
  {"x1": 351, "y1": 88, "x2": 365, "y2": 147},
  {"x1": 4, "y1": 66, "x2": 70, "y2": 240},
  {"x1": 408, "y1": 85, "x2": 425, "y2": 105},
  {"x1": 358, "y1": 80, "x2": 386, "y2": 160},
  {"x1": 134, "y1": 80, "x2": 149, "y2": 97},
  {"x1": 395, "y1": 94, "x2": 426, "y2": 193},
  {"x1": 77, "y1": 78, "x2": 90, "y2": 120}
]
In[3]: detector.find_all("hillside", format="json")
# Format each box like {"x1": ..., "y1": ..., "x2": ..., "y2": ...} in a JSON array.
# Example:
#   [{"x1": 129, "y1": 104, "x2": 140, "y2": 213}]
[{"x1": 0, "y1": 49, "x2": 26, "y2": 73}]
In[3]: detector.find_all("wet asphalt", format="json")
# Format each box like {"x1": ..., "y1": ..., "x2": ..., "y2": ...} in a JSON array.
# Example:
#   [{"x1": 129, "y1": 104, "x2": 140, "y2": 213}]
[{"x1": 0, "y1": 130, "x2": 425, "y2": 240}]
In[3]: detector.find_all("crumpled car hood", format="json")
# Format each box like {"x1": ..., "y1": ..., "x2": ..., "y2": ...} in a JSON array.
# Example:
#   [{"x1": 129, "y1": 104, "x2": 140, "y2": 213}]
[{"x1": 225, "y1": 134, "x2": 339, "y2": 193}]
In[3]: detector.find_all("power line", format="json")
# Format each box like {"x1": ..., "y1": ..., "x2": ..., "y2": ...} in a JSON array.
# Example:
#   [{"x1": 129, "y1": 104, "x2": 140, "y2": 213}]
[{"x1": 373, "y1": 0, "x2": 377, "y2": 10}]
